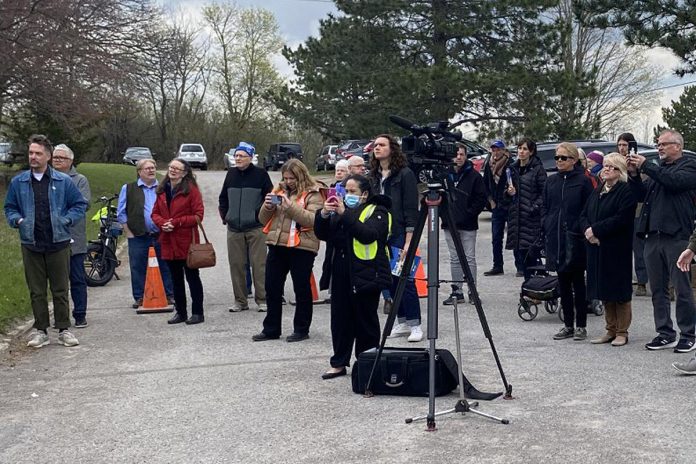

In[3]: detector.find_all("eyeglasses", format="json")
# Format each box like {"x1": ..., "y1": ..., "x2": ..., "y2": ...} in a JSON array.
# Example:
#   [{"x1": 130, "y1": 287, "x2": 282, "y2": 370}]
[
  {"x1": 52, "y1": 156, "x2": 70, "y2": 161},
  {"x1": 603, "y1": 165, "x2": 618, "y2": 171},
  {"x1": 656, "y1": 142, "x2": 679, "y2": 148},
  {"x1": 168, "y1": 165, "x2": 185, "y2": 172},
  {"x1": 554, "y1": 155, "x2": 575, "y2": 161},
  {"x1": 140, "y1": 167, "x2": 156, "y2": 172}
]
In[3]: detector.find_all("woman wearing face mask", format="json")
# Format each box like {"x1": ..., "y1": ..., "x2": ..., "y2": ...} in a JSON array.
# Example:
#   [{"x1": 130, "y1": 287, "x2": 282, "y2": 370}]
[
  {"x1": 253, "y1": 159, "x2": 324, "y2": 342},
  {"x1": 315, "y1": 174, "x2": 392, "y2": 379},
  {"x1": 369, "y1": 134, "x2": 422, "y2": 342},
  {"x1": 151, "y1": 158, "x2": 206, "y2": 325}
]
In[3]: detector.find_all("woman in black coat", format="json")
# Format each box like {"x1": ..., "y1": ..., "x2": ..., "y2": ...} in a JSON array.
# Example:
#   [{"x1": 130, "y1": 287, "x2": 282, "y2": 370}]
[
  {"x1": 505, "y1": 138, "x2": 547, "y2": 279},
  {"x1": 580, "y1": 154, "x2": 637, "y2": 346},
  {"x1": 542, "y1": 142, "x2": 594, "y2": 341},
  {"x1": 314, "y1": 174, "x2": 392, "y2": 379}
]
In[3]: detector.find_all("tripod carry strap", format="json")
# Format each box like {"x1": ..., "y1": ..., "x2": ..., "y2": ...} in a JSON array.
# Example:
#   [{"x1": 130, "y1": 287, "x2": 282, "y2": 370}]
[{"x1": 437, "y1": 350, "x2": 503, "y2": 401}]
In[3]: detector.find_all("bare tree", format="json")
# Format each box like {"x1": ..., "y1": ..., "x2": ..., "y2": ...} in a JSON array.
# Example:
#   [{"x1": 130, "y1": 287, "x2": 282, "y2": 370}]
[{"x1": 203, "y1": 2, "x2": 283, "y2": 132}]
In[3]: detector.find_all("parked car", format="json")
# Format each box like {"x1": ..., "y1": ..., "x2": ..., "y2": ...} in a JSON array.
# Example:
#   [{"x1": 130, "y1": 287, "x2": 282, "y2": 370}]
[
  {"x1": 336, "y1": 139, "x2": 370, "y2": 161},
  {"x1": 176, "y1": 143, "x2": 207, "y2": 170},
  {"x1": 224, "y1": 147, "x2": 259, "y2": 170},
  {"x1": 122, "y1": 147, "x2": 154, "y2": 166},
  {"x1": 527, "y1": 140, "x2": 654, "y2": 173},
  {"x1": 264, "y1": 143, "x2": 303, "y2": 171},
  {"x1": 640, "y1": 148, "x2": 696, "y2": 166},
  {"x1": 315, "y1": 144, "x2": 338, "y2": 171},
  {"x1": 0, "y1": 142, "x2": 14, "y2": 166}
]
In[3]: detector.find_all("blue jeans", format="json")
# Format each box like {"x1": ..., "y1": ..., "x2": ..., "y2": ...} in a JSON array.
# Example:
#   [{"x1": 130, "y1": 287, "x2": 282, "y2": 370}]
[
  {"x1": 490, "y1": 207, "x2": 508, "y2": 269},
  {"x1": 389, "y1": 234, "x2": 421, "y2": 326},
  {"x1": 513, "y1": 248, "x2": 541, "y2": 280},
  {"x1": 69, "y1": 253, "x2": 88, "y2": 319},
  {"x1": 127, "y1": 235, "x2": 173, "y2": 301}
]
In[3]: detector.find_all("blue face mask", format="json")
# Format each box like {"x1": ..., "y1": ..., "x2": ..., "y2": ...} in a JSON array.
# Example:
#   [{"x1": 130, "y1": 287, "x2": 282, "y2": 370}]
[{"x1": 344, "y1": 194, "x2": 361, "y2": 209}]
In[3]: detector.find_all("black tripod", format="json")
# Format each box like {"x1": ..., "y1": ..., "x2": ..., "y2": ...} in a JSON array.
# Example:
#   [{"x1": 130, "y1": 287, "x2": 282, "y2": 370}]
[{"x1": 365, "y1": 181, "x2": 512, "y2": 430}]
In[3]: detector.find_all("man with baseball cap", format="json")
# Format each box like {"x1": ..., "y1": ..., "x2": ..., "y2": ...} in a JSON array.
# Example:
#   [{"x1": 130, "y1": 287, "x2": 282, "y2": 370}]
[
  {"x1": 219, "y1": 142, "x2": 273, "y2": 312},
  {"x1": 482, "y1": 140, "x2": 514, "y2": 276}
]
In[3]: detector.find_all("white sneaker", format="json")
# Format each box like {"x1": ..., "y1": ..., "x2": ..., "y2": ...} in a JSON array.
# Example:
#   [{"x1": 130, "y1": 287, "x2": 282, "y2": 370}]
[
  {"x1": 387, "y1": 323, "x2": 411, "y2": 338},
  {"x1": 58, "y1": 330, "x2": 79, "y2": 347},
  {"x1": 408, "y1": 325, "x2": 424, "y2": 342},
  {"x1": 257, "y1": 303, "x2": 267, "y2": 312},
  {"x1": 228, "y1": 304, "x2": 249, "y2": 313},
  {"x1": 27, "y1": 331, "x2": 50, "y2": 348}
]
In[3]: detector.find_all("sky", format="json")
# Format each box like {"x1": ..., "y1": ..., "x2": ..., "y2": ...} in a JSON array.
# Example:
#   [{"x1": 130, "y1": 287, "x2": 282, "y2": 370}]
[{"x1": 166, "y1": 0, "x2": 693, "y2": 142}]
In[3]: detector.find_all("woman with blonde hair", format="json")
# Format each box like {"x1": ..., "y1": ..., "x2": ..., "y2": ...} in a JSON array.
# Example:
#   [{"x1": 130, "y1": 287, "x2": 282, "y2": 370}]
[
  {"x1": 252, "y1": 159, "x2": 324, "y2": 342},
  {"x1": 580, "y1": 153, "x2": 637, "y2": 346}
]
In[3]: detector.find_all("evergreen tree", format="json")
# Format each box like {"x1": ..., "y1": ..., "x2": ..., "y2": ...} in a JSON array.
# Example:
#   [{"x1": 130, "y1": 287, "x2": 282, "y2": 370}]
[{"x1": 657, "y1": 86, "x2": 696, "y2": 150}]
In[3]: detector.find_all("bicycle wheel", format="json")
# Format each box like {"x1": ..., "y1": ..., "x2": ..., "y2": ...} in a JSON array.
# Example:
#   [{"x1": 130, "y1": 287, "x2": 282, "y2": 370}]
[{"x1": 84, "y1": 243, "x2": 116, "y2": 287}]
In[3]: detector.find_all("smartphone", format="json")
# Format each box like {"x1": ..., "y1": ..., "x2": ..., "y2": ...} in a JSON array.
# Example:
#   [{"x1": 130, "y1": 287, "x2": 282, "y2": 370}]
[
  {"x1": 327, "y1": 187, "x2": 337, "y2": 200},
  {"x1": 628, "y1": 141, "x2": 638, "y2": 155},
  {"x1": 270, "y1": 194, "x2": 282, "y2": 205}
]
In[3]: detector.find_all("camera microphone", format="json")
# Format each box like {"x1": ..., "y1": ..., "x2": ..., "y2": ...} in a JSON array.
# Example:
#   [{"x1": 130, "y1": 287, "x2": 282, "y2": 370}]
[{"x1": 389, "y1": 115, "x2": 423, "y2": 133}]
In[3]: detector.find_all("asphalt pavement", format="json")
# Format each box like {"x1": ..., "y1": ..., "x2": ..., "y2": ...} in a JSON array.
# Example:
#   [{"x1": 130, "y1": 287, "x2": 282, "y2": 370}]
[{"x1": 0, "y1": 170, "x2": 693, "y2": 464}]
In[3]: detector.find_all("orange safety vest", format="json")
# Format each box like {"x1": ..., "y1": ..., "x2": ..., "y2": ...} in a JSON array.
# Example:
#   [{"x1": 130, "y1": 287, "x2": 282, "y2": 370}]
[{"x1": 262, "y1": 191, "x2": 309, "y2": 247}]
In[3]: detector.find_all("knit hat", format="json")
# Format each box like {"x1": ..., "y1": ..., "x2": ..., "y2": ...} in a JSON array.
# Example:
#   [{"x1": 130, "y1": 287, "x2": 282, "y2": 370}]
[
  {"x1": 235, "y1": 142, "x2": 255, "y2": 157},
  {"x1": 586, "y1": 150, "x2": 604, "y2": 165}
]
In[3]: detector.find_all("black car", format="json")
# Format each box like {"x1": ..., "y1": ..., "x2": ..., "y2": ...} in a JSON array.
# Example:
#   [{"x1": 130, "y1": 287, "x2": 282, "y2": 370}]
[
  {"x1": 336, "y1": 139, "x2": 370, "y2": 162},
  {"x1": 521, "y1": 140, "x2": 654, "y2": 173},
  {"x1": 264, "y1": 143, "x2": 304, "y2": 171},
  {"x1": 122, "y1": 147, "x2": 154, "y2": 165}
]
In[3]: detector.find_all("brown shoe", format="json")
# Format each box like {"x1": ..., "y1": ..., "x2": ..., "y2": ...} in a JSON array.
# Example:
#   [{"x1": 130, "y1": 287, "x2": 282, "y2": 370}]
[
  {"x1": 591, "y1": 333, "x2": 615, "y2": 344},
  {"x1": 611, "y1": 335, "x2": 628, "y2": 346}
]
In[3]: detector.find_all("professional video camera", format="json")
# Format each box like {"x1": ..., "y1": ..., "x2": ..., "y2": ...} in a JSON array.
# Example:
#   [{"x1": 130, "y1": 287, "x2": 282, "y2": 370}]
[{"x1": 389, "y1": 115, "x2": 463, "y2": 183}]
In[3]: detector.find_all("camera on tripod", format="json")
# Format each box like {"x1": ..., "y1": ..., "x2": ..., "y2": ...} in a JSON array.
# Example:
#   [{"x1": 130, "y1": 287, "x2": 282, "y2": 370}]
[{"x1": 389, "y1": 115, "x2": 462, "y2": 182}]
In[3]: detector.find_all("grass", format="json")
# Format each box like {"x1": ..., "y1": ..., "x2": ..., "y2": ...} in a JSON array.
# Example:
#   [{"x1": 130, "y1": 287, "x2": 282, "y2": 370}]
[{"x1": 0, "y1": 163, "x2": 137, "y2": 333}]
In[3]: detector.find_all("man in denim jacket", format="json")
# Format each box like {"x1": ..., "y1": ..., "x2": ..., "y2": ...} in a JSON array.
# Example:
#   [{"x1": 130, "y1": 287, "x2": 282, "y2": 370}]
[{"x1": 4, "y1": 134, "x2": 88, "y2": 348}]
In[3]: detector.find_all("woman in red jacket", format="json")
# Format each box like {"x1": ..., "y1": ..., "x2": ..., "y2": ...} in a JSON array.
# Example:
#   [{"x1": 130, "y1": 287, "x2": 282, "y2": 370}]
[{"x1": 151, "y1": 158, "x2": 206, "y2": 325}]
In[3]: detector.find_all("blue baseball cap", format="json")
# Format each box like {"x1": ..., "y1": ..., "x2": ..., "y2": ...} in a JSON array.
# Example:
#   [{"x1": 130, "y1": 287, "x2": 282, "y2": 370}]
[
  {"x1": 235, "y1": 142, "x2": 255, "y2": 157},
  {"x1": 490, "y1": 140, "x2": 506, "y2": 149}
]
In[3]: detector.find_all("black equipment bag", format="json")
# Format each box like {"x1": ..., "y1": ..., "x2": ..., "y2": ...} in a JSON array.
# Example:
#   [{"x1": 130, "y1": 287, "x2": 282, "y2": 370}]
[
  {"x1": 351, "y1": 347, "x2": 458, "y2": 397},
  {"x1": 521, "y1": 275, "x2": 559, "y2": 301}
]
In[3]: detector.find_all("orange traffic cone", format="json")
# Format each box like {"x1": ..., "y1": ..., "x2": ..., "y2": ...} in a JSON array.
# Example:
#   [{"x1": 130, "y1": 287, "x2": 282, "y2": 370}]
[
  {"x1": 414, "y1": 249, "x2": 427, "y2": 298},
  {"x1": 136, "y1": 246, "x2": 174, "y2": 314},
  {"x1": 310, "y1": 273, "x2": 319, "y2": 301}
]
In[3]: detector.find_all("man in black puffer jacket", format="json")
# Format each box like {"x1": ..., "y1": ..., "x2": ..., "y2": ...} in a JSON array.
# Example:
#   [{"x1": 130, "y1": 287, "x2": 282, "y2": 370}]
[
  {"x1": 218, "y1": 142, "x2": 273, "y2": 313},
  {"x1": 628, "y1": 129, "x2": 696, "y2": 353},
  {"x1": 441, "y1": 143, "x2": 487, "y2": 304}
]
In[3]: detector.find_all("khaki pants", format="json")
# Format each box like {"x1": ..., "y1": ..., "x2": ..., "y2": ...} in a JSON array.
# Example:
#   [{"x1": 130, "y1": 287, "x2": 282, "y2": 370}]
[
  {"x1": 227, "y1": 228, "x2": 267, "y2": 307},
  {"x1": 603, "y1": 301, "x2": 632, "y2": 337},
  {"x1": 22, "y1": 245, "x2": 71, "y2": 331}
]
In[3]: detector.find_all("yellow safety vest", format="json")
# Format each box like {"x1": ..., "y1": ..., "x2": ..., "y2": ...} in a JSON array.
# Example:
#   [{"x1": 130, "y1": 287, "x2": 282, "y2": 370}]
[{"x1": 353, "y1": 204, "x2": 391, "y2": 260}]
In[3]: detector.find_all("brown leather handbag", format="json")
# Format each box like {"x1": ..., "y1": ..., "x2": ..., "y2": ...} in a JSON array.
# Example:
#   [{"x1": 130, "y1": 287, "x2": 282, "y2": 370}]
[{"x1": 187, "y1": 218, "x2": 216, "y2": 269}]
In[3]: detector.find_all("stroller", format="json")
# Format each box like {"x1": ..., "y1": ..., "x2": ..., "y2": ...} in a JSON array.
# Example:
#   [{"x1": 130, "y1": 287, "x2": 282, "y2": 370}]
[{"x1": 517, "y1": 251, "x2": 561, "y2": 321}]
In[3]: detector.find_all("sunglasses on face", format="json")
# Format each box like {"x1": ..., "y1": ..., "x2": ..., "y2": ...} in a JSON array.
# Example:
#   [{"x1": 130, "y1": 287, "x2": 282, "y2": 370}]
[{"x1": 554, "y1": 155, "x2": 575, "y2": 161}]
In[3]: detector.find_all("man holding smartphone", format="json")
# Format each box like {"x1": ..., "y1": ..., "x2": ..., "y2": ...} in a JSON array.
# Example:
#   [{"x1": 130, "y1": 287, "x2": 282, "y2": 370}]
[
  {"x1": 628, "y1": 130, "x2": 696, "y2": 353},
  {"x1": 219, "y1": 142, "x2": 273, "y2": 312}
]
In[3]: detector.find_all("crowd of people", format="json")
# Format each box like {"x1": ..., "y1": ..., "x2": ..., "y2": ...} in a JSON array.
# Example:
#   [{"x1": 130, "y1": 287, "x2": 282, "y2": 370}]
[{"x1": 4, "y1": 130, "x2": 696, "y2": 376}]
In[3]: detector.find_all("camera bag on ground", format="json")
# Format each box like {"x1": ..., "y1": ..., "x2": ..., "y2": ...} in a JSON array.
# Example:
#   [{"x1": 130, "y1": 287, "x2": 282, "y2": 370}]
[{"x1": 351, "y1": 347, "x2": 502, "y2": 400}]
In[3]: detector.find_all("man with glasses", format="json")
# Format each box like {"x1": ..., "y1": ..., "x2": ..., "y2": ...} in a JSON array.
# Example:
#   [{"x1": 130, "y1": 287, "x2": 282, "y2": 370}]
[
  {"x1": 52, "y1": 144, "x2": 91, "y2": 327},
  {"x1": 628, "y1": 129, "x2": 696, "y2": 354},
  {"x1": 348, "y1": 155, "x2": 366, "y2": 176},
  {"x1": 117, "y1": 158, "x2": 174, "y2": 309},
  {"x1": 4, "y1": 135, "x2": 88, "y2": 348},
  {"x1": 218, "y1": 142, "x2": 273, "y2": 312}
]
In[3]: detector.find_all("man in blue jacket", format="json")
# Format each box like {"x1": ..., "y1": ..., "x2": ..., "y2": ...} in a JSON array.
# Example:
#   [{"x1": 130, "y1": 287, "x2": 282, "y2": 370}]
[{"x1": 4, "y1": 134, "x2": 88, "y2": 348}]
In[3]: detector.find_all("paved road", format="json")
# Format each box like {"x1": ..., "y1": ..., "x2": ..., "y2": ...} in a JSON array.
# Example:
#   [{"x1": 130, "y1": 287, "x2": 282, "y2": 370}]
[{"x1": 0, "y1": 170, "x2": 693, "y2": 463}]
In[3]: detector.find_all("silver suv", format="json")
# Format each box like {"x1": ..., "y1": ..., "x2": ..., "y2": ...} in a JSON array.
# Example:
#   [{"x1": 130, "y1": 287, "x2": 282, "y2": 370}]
[{"x1": 176, "y1": 143, "x2": 208, "y2": 170}]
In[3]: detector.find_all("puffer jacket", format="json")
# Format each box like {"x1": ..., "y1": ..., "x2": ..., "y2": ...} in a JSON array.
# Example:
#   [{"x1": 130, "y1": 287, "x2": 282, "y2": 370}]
[
  {"x1": 314, "y1": 195, "x2": 392, "y2": 293},
  {"x1": 258, "y1": 185, "x2": 324, "y2": 254},
  {"x1": 506, "y1": 155, "x2": 547, "y2": 251}
]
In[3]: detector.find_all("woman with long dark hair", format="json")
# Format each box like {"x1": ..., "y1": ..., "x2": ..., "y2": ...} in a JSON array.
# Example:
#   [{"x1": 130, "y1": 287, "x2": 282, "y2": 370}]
[
  {"x1": 151, "y1": 158, "x2": 206, "y2": 324},
  {"x1": 315, "y1": 174, "x2": 392, "y2": 379},
  {"x1": 253, "y1": 159, "x2": 324, "y2": 342},
  {"x1": 505, "y1": 138, "x2": 547, "y2": 279},
  {"x1": 369, "y1": 134, "x2": 422, "y2": 342}
]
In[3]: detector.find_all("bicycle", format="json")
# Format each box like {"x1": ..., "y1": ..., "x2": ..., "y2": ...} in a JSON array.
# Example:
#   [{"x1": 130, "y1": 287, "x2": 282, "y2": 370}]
[{"x1": 84, "y1": 194, "x2": 122, "y2": 286}]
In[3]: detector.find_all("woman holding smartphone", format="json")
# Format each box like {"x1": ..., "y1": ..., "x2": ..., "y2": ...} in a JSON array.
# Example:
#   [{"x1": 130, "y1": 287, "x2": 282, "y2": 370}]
[
  {"x1": 369, "y1": 134, "x2": 422, "y2": 342},
  {"x1": 315, "y1": 174, "x2": 392, "y2": 379},
  {"x1": 252, "y1": 159, "x2": 324, "y2": 342}
]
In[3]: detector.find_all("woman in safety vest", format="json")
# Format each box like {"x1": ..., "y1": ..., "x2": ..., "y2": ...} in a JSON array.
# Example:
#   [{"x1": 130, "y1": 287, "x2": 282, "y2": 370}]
[
  {"x1": 314, "y1": 174, "x2": 392, "y2": 379},
  {"x1": 252, "y1": 159, "x2": 324, "y2": 343}
]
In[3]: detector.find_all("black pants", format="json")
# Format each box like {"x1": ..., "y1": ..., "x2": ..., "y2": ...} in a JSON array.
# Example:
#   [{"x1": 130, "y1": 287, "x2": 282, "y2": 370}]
[
  {"x1": 262, "y1": 246, "x2": 316, "y2": 337},
  {"x1": 558, "y1": 269, "x2": 587, "y2": 328},
  {"x1": 329, "y1": 252, "x2": 380, "y2": 367},
  {"x1": 166, "y1": 259, "x2": 204, "y2": 317}
]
